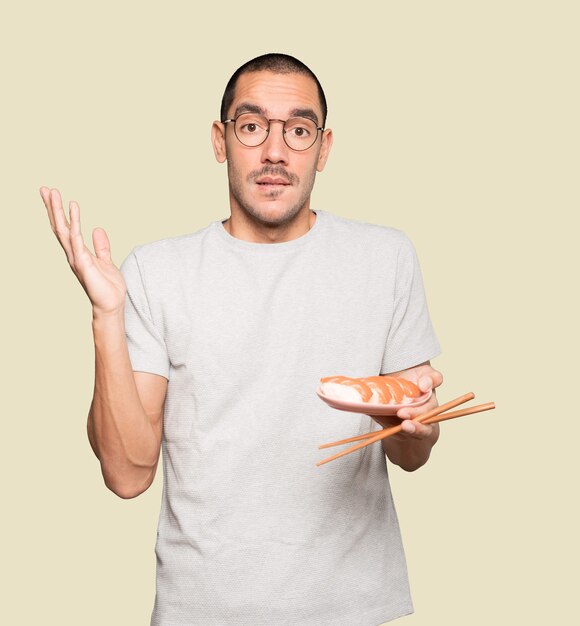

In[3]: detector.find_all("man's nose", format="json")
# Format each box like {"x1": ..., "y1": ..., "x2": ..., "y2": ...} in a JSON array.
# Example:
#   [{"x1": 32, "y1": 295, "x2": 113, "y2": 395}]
[{"x1": 260, "y1": 120, "x2": 289, "y2": 165}]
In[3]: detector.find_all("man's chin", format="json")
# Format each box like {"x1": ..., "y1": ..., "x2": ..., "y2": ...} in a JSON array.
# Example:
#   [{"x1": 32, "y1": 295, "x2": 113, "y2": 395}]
[
  {"x1": 246, "y1": 203, "x2": 305, "y2": 227},
  {"x1": 255, "y1": 185, "x2": 289, "y2": 200}
]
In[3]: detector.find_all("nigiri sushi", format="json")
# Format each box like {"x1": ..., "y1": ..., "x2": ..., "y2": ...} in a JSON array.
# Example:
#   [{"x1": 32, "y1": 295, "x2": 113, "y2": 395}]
[{"x1": 319, "y1": 374, "x2": 422, "y2": 405}]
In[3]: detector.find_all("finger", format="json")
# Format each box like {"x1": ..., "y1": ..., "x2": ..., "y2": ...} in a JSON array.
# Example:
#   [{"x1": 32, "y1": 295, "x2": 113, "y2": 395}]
[
  {"x1": 40, "y1": 186, "x2": 56, "y2": 230},
  {"x1": 417, "y1": 369, "x2": 443, "y2": 392},
  {"x1": 69, "y1": 201, "x2": 94, "y2": 272},
  {"x1": 397, "y1": 394, "x2": 438, "y2": 420},
  {"x1": 417, "y1": 374, "x2": 433, "y2": 392},
  {"x1": 40, "y1": 186, "x2": 51, "y2": 203},
  {"x1": 49, "y1": 188, "x2": 75, "y2": 262},
  {"x1": 40, "y1": 186, "x2": 54, "y2": 229},
  {"x1": 401, "y1": 419, "x2": 433, "y2": 438},
  {"x1": 50, "y1": 188, "x2": 70, "y2": 230},
  {"x1": 431, "y1": 368, "x2": 444, "y2": 387},
  {"x1": 69, "y1": 200, "x2": 91, "y2": 265},
  {"x1": 400, "y1": 419, "x2": 416, "y2": 434},
  {"x1": 92, "y1": 227, "x2": 112, "y2": 263}
]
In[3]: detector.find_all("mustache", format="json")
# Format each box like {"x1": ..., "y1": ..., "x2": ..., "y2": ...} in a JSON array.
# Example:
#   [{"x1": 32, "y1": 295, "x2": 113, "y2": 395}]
[{"x1": 247, "y1": 165, "x2": 299, "y2": 185}]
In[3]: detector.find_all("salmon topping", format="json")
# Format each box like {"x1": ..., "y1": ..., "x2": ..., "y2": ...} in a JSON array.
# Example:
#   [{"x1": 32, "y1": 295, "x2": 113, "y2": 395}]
[{"x1": 320, "y1": 374, "x2": 421, "y2": 404}]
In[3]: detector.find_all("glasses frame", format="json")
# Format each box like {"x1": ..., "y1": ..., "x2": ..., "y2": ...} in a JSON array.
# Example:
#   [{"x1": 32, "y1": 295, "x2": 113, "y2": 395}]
[{"x1": 222, "y1": 113, "x2": 325, "y2": 152}]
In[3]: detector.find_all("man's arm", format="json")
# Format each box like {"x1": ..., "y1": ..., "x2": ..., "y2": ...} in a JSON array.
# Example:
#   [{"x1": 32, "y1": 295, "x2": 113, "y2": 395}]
[
  {"x1": 88, "y1": 311, "x2": 167, "y2": 499},
  {"x1": 371, "y1": 361, "x2": 443, "y2": 472},
  {"x1": 41, "y1": 186, "x2": 167, "y2": 498}
]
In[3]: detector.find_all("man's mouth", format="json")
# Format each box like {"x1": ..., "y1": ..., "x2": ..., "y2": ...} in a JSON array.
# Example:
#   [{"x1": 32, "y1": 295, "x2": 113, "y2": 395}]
[{"x1": 255, "y1": 177, "x2": 291, "y2": 186}]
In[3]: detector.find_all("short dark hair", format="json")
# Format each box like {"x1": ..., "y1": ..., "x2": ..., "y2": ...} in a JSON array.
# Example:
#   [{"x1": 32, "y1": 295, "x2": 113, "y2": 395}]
[{"x1": 220, "y1": 53, "x2": 328, "y2": 128}]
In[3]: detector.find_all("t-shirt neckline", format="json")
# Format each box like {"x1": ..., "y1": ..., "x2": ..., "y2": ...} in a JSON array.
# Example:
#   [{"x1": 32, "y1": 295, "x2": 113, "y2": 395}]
[{"x1": 213, "y1": 210, "x2": 325, "y2": 253}]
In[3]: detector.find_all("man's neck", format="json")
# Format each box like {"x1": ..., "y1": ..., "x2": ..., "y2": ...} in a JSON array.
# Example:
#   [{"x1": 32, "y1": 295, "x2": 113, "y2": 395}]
[{"x1": 222, "y1": 209, "x2": 316, "y2": 244}]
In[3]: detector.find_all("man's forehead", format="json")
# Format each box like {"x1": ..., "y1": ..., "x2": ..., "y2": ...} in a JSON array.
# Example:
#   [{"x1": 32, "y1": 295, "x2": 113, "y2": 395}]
[{"x1": 228, "y1": 71, "x2": 322, "y2": 122}]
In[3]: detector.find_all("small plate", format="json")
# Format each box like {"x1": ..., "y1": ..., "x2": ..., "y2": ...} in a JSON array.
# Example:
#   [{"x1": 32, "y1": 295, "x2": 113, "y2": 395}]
[{"x1": 316, "y1": 387, "x2": 432, "y2": 416}]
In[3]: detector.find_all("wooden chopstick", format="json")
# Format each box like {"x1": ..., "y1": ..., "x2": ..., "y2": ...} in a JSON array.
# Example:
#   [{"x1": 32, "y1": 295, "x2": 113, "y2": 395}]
[
  {"x1": 316, "y1": 398, "x2": 495, "y2": 467},
  {"x1": 318, "y1": 392, "x2": 475, "y2": 450},
  {"x1": 422, "y1": 402, "x2": 495, "y2": 425}
]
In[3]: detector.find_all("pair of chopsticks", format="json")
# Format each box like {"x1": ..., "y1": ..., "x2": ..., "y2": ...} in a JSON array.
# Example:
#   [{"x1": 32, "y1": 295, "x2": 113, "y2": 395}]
[{"x1": 316, "y1": 392, "x2": 495, "y2": 467}]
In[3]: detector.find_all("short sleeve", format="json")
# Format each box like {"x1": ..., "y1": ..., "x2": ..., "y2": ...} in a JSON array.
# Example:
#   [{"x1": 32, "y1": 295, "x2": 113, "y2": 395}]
[
  {"x1": 381, "y1": 235, "x2": 441, "y2": 373},
  {"x1": 120, "y1": 250, "x2": 170, "y2": 380}
]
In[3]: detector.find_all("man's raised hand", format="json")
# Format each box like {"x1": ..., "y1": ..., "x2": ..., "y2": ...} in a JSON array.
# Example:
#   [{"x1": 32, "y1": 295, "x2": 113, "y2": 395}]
[{"x1": 40, "y1": 187, "x2": 127, "y2": 316}]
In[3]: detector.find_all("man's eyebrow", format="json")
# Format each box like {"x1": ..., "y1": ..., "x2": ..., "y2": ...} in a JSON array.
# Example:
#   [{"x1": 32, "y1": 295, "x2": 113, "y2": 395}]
[
  {"x1": 231, "y1": 103, "x2": 321, "y2": 126},
  {"x1": 289, "y1": 108, "x2": 320, "y2": 125},
  {"x1": 232, "y1": 102, "x2": 266, "y2": 118}
]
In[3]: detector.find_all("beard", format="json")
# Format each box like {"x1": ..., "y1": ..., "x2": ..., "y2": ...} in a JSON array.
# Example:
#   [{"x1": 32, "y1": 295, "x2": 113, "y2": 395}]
[{"x1": 226, "y1": 161, "x2": 317, "y2": 227}]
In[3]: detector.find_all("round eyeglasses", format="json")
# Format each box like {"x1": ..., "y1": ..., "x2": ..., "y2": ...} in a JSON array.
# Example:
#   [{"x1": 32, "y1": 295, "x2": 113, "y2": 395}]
[{"x1": 222, "y1": 113, "x2": 324, "y2": 151}]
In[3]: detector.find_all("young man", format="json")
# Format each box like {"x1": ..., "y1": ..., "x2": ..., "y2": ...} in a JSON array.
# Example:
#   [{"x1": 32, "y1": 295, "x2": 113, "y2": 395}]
[{"x1": 41, "y1": 54, "x2": 442, "y2": 625}]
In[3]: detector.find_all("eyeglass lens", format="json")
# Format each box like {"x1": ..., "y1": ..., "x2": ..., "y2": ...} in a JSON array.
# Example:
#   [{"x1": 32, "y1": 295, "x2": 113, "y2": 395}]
[{"x1": 234, "y1": 113, "x2": 319, "y2": 151}]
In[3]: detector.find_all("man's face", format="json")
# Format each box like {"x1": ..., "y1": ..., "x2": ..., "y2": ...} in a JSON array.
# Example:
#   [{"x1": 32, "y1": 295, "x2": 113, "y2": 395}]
[{"x1": 212, "y1": 71, "x2": 332, "y2": 227}]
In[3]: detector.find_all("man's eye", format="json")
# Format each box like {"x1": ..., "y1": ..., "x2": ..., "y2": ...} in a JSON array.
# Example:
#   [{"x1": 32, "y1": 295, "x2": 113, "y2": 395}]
[
  {"x1": 240, "y1": 123, "x2": 260, "y2": 133},
  {"x1": 239, "y1": 119, "x2": 266, "y2": 133},
  {"x1": 288, "y1": 126, "x2": 311, "y2": 137}
]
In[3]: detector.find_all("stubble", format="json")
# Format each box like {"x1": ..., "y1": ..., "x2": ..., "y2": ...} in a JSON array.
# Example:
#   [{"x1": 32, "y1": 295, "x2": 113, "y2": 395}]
[{"x1": 226, "y1": 160, "x2": 317, "y2": 228}]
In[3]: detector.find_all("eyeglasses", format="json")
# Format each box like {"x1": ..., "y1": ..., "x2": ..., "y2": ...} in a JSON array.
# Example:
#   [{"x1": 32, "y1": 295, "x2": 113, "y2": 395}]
[{"x1": 222, "y1": 113, "x2": 324, "y2": 151}]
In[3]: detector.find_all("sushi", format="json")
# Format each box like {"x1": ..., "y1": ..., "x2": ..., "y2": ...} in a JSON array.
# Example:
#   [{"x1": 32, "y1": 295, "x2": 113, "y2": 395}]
[{"x1": 319, "y1": 375, "x2": 422, "y2": 405}]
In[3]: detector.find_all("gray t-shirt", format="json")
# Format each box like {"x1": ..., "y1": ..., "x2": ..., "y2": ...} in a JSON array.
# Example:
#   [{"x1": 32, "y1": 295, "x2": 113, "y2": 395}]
[{"x1": 120, "y1": 209, "x2": 441, "y2": 626}]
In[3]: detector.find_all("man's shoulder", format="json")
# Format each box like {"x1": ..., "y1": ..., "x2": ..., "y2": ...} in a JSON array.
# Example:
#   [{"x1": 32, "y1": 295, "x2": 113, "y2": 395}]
[
  {"x1": 323, "y1": 210, "x2": 412, "y2": 248},
  {"x1": 127, "y1": 221, "x2": 215, "y2": 263}
]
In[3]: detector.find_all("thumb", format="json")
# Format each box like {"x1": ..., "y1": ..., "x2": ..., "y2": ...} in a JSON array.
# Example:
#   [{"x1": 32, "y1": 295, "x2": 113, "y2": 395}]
[
  {"x1": 418, "y1": 374, "x2": 434, "y2": 393},
  {"x1": 92, "y1": 227, "x2": 112, "y2": 263}
]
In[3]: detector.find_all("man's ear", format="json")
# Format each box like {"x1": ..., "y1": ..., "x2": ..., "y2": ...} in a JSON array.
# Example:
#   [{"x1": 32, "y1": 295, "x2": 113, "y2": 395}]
[
  {"x1": 211, "y1": 121, "x2": 227, "y2": 163},
  {"x1": 316, "y1": 128, "x2": 333, "y2": 172}
]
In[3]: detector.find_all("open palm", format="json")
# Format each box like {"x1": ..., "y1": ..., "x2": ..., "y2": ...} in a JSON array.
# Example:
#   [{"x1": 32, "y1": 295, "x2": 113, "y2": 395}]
[{"x1": 40, "y1": 187, "x2": 127, "y2": 316}]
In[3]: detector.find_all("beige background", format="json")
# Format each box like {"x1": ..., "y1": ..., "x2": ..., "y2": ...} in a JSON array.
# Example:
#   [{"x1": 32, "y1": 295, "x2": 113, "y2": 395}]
[{"x1": 2, "y1": 1, "x2": 578, "y2": 624}]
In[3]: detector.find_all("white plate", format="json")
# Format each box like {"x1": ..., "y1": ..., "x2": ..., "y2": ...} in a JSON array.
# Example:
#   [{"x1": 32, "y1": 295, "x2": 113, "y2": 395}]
[{"x1": 316, "y1": 387, "x2": 432, "y2": 416}]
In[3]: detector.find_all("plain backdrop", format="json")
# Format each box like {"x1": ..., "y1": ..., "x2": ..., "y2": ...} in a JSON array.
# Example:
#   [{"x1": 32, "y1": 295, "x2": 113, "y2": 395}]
[{"x1": 2, "y1": 1, "x2": 578, "y2": 624}]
